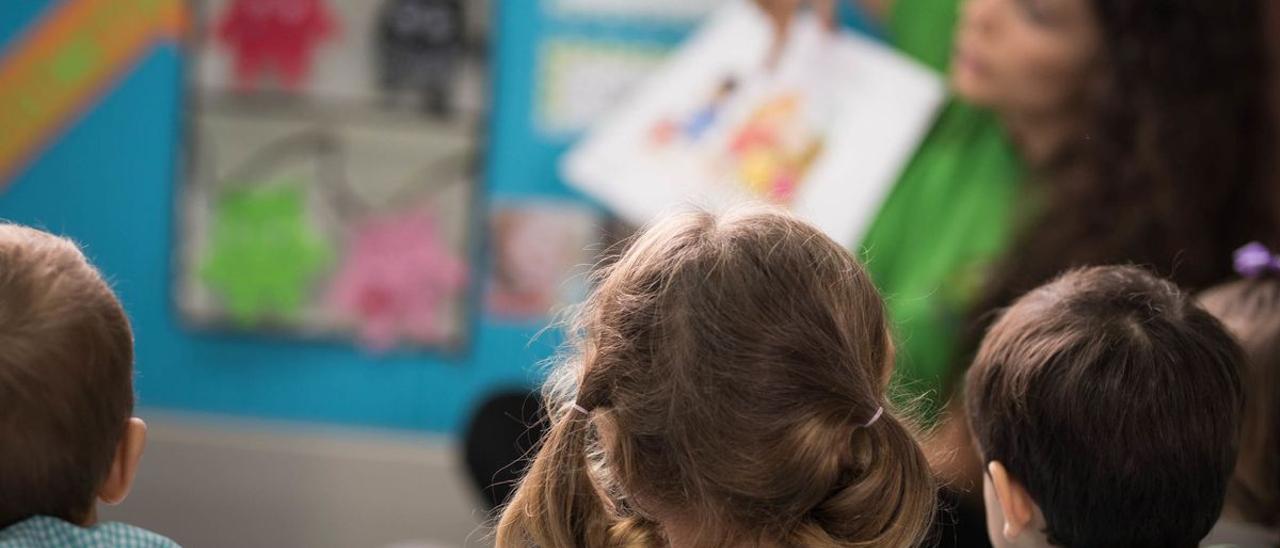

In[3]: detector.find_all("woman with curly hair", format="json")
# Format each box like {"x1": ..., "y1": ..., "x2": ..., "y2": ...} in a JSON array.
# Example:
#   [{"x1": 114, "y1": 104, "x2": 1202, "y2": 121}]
[{"x1": 761, "y1": 0, "x2": 1277, "y2": 544}]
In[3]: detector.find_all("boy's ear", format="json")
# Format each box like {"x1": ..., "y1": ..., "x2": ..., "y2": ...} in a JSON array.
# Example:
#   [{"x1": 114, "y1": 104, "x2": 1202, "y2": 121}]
[
  {"x1": 98, "y1": 418, "x2": 147, "y2": 505},
  {"x1": 989, "y1": 460, "x2": 1035, "y2": 542}
]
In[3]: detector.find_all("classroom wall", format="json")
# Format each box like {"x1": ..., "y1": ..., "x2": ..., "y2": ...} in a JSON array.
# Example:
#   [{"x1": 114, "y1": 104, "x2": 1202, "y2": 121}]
[
  {"x1": 0, "y1": 1, "x2": 874, "y2": 437},
  {"x1": 0, "y1": 1, "x2": 557, "y2": 436}
]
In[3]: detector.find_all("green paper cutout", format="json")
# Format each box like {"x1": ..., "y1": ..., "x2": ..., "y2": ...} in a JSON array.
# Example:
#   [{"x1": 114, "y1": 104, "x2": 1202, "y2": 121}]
[{"x1": 200, "y1": 182, "x2": 332, "y2": 325}]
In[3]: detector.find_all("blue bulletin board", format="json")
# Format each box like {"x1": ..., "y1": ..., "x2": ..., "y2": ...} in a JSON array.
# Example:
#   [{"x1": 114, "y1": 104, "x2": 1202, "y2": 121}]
[{"x1": 0, "y1": 1, "x2": 874, "y2": 435}]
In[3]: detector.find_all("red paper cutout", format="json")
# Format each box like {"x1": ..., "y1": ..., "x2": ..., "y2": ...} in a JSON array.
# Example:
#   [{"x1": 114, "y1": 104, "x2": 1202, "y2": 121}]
[{"x1": 216, "y1": 0, "x2": 339, "y2": 90}]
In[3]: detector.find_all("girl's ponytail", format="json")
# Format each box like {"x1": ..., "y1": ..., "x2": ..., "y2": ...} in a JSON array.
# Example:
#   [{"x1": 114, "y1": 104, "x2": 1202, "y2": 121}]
[{"x1": 788, "y1": 407, "x2": 936, "y2": 547}]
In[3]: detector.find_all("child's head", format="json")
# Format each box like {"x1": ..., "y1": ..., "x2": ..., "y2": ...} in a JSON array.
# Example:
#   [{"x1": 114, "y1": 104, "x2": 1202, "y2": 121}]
[
  {"x1": 496, "y1": 209, "x2": 936, "y2": 547},
  {"x1": 966, "y1": 266, "x2": 1244, "y2": 548},
  {"x1": 1199, "y1": 244, "x2": 1280, "y2": 529},
  {"x1": 0, "y1": 225, "x2": 146, "y2": 528}
]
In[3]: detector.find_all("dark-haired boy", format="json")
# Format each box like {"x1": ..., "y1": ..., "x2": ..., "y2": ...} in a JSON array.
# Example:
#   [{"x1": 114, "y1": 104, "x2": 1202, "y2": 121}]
[{"x1": 967, "y1": 266, "x2": 1244, "y2": 548}]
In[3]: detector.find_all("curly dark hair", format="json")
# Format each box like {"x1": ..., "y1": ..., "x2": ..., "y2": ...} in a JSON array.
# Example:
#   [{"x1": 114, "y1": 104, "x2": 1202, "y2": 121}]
[{"x1": 960, "y1": 0, "x2": 1279, "y2": 371}]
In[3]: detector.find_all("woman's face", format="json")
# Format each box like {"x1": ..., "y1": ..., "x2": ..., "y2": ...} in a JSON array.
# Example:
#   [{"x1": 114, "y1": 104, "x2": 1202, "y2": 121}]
[{"x1": 951, "y1": 0, "x2": 1103, "y2": 118}]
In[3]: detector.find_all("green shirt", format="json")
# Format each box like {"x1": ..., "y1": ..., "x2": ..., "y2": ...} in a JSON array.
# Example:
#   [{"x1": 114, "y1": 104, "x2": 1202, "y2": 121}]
[
  {"x1": 888, "y1": 0, "x2": 963, "y2": 72},
  {"x1": 857, "y1": 0, "x2": 1024, "y2": 419}
]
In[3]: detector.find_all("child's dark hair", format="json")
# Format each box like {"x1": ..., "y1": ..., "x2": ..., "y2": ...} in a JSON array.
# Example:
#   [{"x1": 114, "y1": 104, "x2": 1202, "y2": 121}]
[
  {"x1": 966, "y1": 265, "x2": 1244, "y2": 548},
  {"x1": 0, "y1": 225, "x2": 135, "y2": 527},
  {"x1": 496, "y1": 209, "x2": 936, "y2": 547},
  {"x1": 1200, "y1": 264, "x2": 1280, "y2": 529}
]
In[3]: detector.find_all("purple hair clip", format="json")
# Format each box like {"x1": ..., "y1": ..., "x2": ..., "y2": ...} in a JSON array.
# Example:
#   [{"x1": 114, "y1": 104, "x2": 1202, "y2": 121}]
[{"x1": 1233, "y1": 242, "x2": 1280, "y2": 279}]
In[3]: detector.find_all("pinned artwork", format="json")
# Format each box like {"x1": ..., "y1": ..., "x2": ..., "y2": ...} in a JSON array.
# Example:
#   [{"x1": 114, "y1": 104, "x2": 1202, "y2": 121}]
[
  {"x1": 215, "y1": 0, "x2": 340, "y2": 91},
  {"x1": 562, "y1": 1, "x2": 945, "y2": 248},
  {"x1": 536, "y1": 40, "x2": 669, "y2": 136},
  {"x1": 201, "y1": 183, "x2": 333, "y2": 324},
  {"x1": 486, "y1": 203, "x2": 605, "y2": 322},
  {"x1": 179, "y1": 0, "x2": 487, "y2": 352},
  {"x1": 327, "y1": 208, "x2": 468, "y2": 351},
  {"x1": 375, "y1": 0, "x2": 467, "y2": 116}
]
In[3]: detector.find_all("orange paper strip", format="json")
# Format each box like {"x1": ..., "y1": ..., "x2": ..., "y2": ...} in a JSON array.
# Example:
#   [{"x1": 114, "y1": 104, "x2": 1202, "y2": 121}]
[{"x1": 0, "y1": 0, "x2": 186, "y2": 183}]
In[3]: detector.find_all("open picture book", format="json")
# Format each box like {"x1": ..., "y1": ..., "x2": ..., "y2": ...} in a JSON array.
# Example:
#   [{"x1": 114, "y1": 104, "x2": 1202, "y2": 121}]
[{"x1": 562, "y1": 0, "x2": 945, "y2": 247}]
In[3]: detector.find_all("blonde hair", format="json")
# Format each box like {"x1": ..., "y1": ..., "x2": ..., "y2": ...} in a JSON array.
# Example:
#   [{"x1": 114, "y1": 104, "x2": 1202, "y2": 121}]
[
  {"x1": 1200, "y1": 278, "x2": 1280, "y2": 528},
  {"x1": 496, "y1": 209, "x2": 936, "y2": 547}
]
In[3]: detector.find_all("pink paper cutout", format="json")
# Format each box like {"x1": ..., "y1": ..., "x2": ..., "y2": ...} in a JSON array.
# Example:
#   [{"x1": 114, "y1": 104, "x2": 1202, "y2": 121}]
[
  {"x1": 216, "y1": 0, "x2": 339, "y2": 91},
  {"x1": 328, "y1": 209, "x2": 467, "y2": 352}
]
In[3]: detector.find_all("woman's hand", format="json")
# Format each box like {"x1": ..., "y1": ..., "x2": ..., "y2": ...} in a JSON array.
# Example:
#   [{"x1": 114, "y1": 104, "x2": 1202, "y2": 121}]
[
  {"x1": 755, "y1": 0, "x2": 837, "y2": 34},
  {"x1": 754, "y1": 0, "x2": 836, "y2": 66}
]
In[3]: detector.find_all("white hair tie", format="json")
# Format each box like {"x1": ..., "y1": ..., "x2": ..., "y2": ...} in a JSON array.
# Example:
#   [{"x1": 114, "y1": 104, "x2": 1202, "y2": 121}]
[
  {"x1": 862, "y1": 406, "x2": 884, "y2": 428},
  {"x1": 569, "y1": 402, "x2": 590, "y2": 415}
]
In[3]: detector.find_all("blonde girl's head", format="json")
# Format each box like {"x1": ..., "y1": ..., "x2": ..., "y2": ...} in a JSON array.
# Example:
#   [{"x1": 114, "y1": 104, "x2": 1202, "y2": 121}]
[{"x1": 496, "y1": 208, "x2": 936, "y2": 547}]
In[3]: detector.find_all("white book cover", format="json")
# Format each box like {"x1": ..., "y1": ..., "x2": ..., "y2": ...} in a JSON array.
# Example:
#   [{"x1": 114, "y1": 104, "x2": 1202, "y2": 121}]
[{"x1": 561, "y1": 1, "x2": 946, "y2": 247}]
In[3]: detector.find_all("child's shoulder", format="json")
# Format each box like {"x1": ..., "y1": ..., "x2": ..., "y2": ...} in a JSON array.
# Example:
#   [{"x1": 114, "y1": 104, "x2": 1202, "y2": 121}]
[
  {"x1": 0, "y1": 516, "x2": 180, "y2": 548},
  {"x1": 1201, "y1": 518, "x2": 1280, "y2": 548}
]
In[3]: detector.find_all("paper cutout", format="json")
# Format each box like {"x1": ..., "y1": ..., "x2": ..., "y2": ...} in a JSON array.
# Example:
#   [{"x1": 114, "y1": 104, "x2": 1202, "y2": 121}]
[
  {"x1": 0, "y1": 0, "x2": 186, "y2": 184},
  {"x1": 375, "y1": 0, "x2": 466, "y2": 116},
  {"x1": 216, "y1": 0, "x2": 338, "y2": 91},
  {"x1": 200, "y1": 183, "x2": 333, "y2": 324},
  {"x1": 562, "y1": 1, "x2": 945, "y2": 247},
  {"x1": 328, "y1": 209, "x2": 467, "y2": 351}
]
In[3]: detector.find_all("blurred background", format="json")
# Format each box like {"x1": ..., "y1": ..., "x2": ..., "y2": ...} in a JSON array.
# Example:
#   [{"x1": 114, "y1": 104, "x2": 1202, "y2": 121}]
[
  {"x1": 0, "y1": 1, "x2": 824, "y2": 546},
  {"x1": 9, "y1": 0, "x2": 1274, "y2": 546}
]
